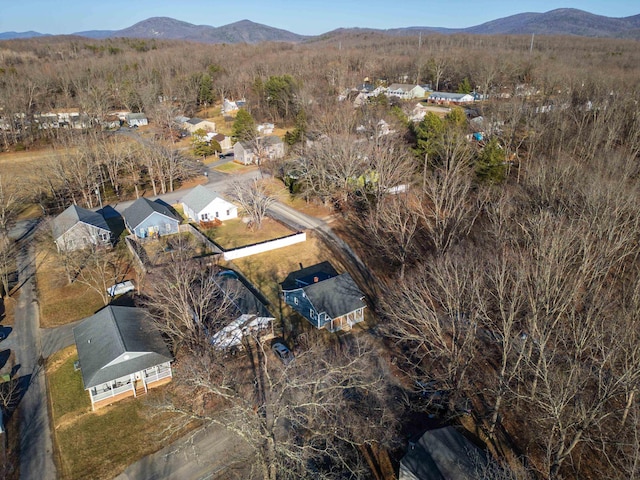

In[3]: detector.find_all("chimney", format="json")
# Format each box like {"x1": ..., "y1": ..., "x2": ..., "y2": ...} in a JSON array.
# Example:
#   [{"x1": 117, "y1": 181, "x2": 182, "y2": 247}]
[
  {"x1": 299, "y1": 262, "x2": 303, "y2": 269},
  {"x1": 313, "y1": 276, "x2": 319, "y2": 283}
]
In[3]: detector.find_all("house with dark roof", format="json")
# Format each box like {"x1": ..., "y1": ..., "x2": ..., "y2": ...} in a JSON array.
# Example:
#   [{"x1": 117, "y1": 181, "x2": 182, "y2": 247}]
[
  {"x1": 183, "y1": 117, "x2": 216, "y2": 134},
  {"x1": 73, "y1": 306, "x2": 173, "y2": 410},
  {"x1": 122, "y1": 198, "x2": 181, "y2": 239},
  {"x1": 210, "y1": 269, "x2": 275, "y2": 349},
  {"x1": 399, "y1": 426, "x2": 488, "y2": 480},
  {"x1": 281, "y1": 262, "x2": 367, "y2": 332},
  {"x1": 52, "y1": 204, "x2": 112, "y2": 252},
  {"x1": 181, "y1": 185, "x2": 237, "y2": 224}
]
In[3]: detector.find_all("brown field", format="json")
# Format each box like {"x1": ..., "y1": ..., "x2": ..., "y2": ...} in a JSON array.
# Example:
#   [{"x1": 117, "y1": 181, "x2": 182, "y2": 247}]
[{"x1": 35, "y1": 247, "x2": 107, "y2": 328}]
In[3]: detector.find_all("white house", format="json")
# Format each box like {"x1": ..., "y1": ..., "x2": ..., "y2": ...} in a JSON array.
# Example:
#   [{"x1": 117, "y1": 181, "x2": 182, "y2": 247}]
[
  {"x1": 428, "y1": 92, "x2": 475, "y2": 104},
  {"x1": 181, "y1": 185, "x2": 238, "y2": 223},
  {"x1": 126, "y1": 113, "x2": 148, "y2": 127},
  {"x1": 233, "y1": 135, "x2": 285, "y2": 165},
  {"x1": 386, "y1": 84, "x2": 426, "y2": 100},
  {"x1": 73, "y1": 306, "x2": 173, "y2": 411}
]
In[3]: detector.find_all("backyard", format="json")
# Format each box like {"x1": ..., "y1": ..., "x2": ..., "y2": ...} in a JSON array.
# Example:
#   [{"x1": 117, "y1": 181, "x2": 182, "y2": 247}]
[
  {"x1": 205, "y1": 217, "x2": 294, "y2": 250},
  {"x1": 47, "y1": 346, "x2": 194, "y2": 480}
]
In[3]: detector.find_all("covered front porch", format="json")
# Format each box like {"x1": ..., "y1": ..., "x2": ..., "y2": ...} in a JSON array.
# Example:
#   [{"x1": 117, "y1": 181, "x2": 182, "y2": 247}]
[{"x1": 88, "y1": 363, "x2": 172, "y2": 411}]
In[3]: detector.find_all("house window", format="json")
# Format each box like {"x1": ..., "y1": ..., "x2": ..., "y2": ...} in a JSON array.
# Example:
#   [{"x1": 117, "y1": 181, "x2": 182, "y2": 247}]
[
  {"x1": 100, "y1": 232, "x2": 110, "y2": 242},
  {"x1": 310, "y1": 309, "x2": 315, "y2": 319},
  {"x1": 226, "y1": 209, "x2": 230, "y2": 216},
  {"x1": 294, "y1": 297, "x2": 298, "y2": 305},
  {"x1": 215, "y1": 211, "x2": 219, "y2": 218},
  {"x1": 165, "y1": 223, "x2": 172, "y2": 232},
  {"x1": 201, "y1": 213, "x2": 209, "y2": 221}
]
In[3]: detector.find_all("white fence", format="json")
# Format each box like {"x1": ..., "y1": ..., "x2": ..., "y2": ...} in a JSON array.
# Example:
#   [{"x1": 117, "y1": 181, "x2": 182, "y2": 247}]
[{"x1": 223, "y1": 232, "x2": 306, "y2": 261}]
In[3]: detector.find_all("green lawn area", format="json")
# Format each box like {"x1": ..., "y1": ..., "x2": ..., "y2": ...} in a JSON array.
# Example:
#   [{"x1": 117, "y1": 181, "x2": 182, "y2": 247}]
[
  {"x1": 205, "y1": 218, "x2": 294, "y2": 250},
  {"x1": 36, "y1": 248, "x2": 105, "y2": 328},
  {"x1": 213, "y1": 161, "x2": 245, "y2": 173},
  {"x1": 47, "y1": 347, "x2": 193, "y2": 480}
]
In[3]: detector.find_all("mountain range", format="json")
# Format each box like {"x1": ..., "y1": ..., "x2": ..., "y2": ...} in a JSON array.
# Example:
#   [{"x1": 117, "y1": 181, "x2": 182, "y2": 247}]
[{"x1": 1, "y1": 9, "x2": 639, "y2": 43}]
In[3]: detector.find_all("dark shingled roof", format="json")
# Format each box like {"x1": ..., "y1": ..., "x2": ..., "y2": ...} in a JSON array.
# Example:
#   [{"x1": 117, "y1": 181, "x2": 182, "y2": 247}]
[
  {"x1": 73, "y1": 306, "x2": 173, "y2": 389},
  {"x1": 186, "y1": 117, "x2": 204, "y2": 125},
  {"x1": 400, "y1": 426, "x2": 488, "y2": 480},
  {"x1": 280, "y1": 261, "x2": 339, "y2": 291},
  {"x1": 52, "y1": 204, "x2": 110, "y2": 241},
  {"x1": 122, "y1": 198, "x2": 180, "y2": 231},
  {"x1": 215, "y1": 270, "x2": 272, "y2": 319},
  {"x1": 181, "y1": 185, "x2": 225, "y2": 215},
  {"x1": 302, "y1": 273, "x2": 366, "y2": 318}
]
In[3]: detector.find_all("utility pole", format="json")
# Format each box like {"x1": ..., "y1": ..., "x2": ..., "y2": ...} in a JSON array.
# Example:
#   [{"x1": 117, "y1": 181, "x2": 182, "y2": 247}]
[{"x1": 419, "y1": 32, "x2": 422, "y2": 49}]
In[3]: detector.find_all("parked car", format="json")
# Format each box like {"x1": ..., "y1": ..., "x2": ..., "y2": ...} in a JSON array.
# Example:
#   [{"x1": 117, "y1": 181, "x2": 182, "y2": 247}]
[{"x1": 271, "y1": 341, "x2": 294, "y2": 365}]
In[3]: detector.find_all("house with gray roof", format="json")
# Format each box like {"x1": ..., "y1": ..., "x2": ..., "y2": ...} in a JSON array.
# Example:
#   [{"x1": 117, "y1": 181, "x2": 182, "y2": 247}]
[
  {"x1": 428, "y1": 92, "x2": 475, "y2": 104},
  {"x1": 210, "y1": 269, "x2": 275, "y2": 349},
  {"x1": 181, "y1": 185, "x2": 237, "y2": 224},
  {"x1": 122, "y1": 198, "x2": 181, "y2": 239},
  {"x1": 52, "y1": 204, "x2": 112, "y2": 252},
  {"x1": 233, "y1": 135, "x2": 285, "y2": 165},
  {"x1": 73, "y1": 306, "x2": 173, "y2": 410},
  {"x1": 125, "y1": 112, "x2": 148, "y2": 127},
  {"x1": 399, "y1": 426, "x2": 488, "y2": 480},
  {"x1": 183, "y1": 117, "x2": 216, "y2": 134},
  {"x1": 281, "y1": 262, "x2": 366, "y2": 332},
  {"x1": 386, "y1": 84, "x2": 427, "y2": 100}
]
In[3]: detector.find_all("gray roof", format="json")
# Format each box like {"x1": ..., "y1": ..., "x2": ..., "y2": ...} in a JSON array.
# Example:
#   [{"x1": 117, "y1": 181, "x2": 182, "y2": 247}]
[
  {"x1": 122, "y1": 198, "x2": 180, "y2": 230},
  {"x1": 186, "y1": 117, "x2": 204, "y2": 125},
  {"x1": 430, "y1": 92, "x2": 471, "y2": 100},
  {"x1": 214, "y1": 270, "x2": 273, "y2": 319},
  {"x1": 52, "y1": 204, "x2": 110, "y2": 240},
  {"x1": 181, "y1": 185, "x2": 226, "y2": 215},
  {"x1": 281, "y1": 261, "x2": 339, "y2": 291},
  {"x1": 303, "y1": 273, "x2": 366, "y2": 318},
  {"x1": 400, "y1": 426, "x2": 488, "y2": 480},
  {"x1": 126, "y1": 112, "x2": 147, "y2": 119},
  {"x1": 73, "y1": 306, "x2": 173, "y2": 389},
  {"x1": 388, "y1": 84, "x2": 421, "y2": 92}
]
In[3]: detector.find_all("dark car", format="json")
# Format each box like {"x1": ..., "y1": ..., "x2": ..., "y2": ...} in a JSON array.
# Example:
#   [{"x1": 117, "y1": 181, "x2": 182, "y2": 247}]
[{"x1": 271, "y1": 341, "x2": 294, "y2": 365}]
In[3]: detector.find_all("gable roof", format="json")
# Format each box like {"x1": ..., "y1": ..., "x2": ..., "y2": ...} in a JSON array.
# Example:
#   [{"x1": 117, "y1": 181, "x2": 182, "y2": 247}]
[
  {"x1": 281, "y1": 261, "x2": 339, "y2": 291},
  {"x1": 430, "y1": 92, "x2": 473, "y2": 100},
  {"x1": 122, "y1": 198, "x2": 180, "y2": 230},
  {"x1": 52, "y1": 205, "x2": 110, "y2": 241},
  {"x1": 181, "y1": 185, "x2": 230, "y2": 215},
  {"x1": 186, "y1": 117, "x2": 204, "y2": 125},
  {"x1": 214, "y1": 270, "x2": 273, "y2": 319},
  {"x1": 400, "y1": 426, "x2": 488, "y2": 480},
  {"x1": 388, "y1": 84, "x2": 422, "y2": 92},
  {"x1": 303, "y1": 273, "x2": 366, "y2": 318},
  {"x1": 73, "y1": 306, "x2": 172, "y2": 389},
  {"x1": 126, "y1": 112, "x2": 147, "y2": 120}
]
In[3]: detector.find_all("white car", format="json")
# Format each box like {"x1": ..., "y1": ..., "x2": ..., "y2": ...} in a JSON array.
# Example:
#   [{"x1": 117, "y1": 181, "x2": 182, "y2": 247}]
[{"x1": 107, "y1": 280, "x2": 135, "y2": 297}]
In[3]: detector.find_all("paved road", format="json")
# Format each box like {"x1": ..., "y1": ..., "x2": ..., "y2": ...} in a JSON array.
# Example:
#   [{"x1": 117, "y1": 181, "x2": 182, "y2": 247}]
[
  {"x1": 114, "y1": 423, "x2": 251, "y2": 480},
  {"x1": 14, "y1": 241, "x2": 57, "y2": 480}
]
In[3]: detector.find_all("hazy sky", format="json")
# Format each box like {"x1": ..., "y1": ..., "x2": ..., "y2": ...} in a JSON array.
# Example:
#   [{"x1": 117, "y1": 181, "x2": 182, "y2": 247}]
[{"x1": 1, "y1": 0, "x2": 638, "y2": 35}]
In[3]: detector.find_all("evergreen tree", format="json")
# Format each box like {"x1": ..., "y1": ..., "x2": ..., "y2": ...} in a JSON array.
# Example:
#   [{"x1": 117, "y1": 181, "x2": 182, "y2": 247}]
[
  {"x1": 232, "y1": 109, "x2": 257, "y2": 142},
  {"x1": 476, "y1": 137, "x2": 506, "y2": 183}
]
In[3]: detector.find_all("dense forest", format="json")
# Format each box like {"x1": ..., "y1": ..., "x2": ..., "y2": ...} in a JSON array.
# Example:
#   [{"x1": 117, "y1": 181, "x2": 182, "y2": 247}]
[{"x1": 2, "y1": 31, "x2": 640, "y2": 479}]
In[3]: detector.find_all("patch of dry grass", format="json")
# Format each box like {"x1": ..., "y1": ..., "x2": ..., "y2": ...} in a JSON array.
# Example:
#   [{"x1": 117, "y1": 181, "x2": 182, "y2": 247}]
[
  {"x1": 225, "y1": 234, "x2": 330, "y2": 312},
  {"x1": 36, "y1": 247, "x2": 105, "y2": 328},
  {"x1": 205, "y1": 217, "x2": 294, "y2": 250},
  {"x1": 47, "y1": 346, "x2": 192, "y2": 480},
  {"x1": 1, "y1": 295, "x2": 17, "y2": 326}
]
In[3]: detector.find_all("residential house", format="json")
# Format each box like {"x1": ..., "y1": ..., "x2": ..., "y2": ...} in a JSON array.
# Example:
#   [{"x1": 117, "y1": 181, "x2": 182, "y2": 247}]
[
  {"x1": 73, "y1": 306, "x2": 173, "y2": 411},
  {"x1": 207, "y1": 132, "x2": 232, "y2": 151},
  {"x1": 183, "y1": 118, "x2": 216, "y2": 134},
  {"x1": 222, "y1": 98, "x2": 239, "y2": 114},
  {"x1": 281, "y1": 262, "x2": 367, "y2": 332},
  {"x1": 386, "y1": 84, "x2": 427, "y2": 100},
  {"x1": 126, "y1": 113, "x2": 148, "y2": 127},
  {"x1": 52, "y1": 205, "x2": 112, "y2": 252},
  {"x1": 257, "y1": 123, "x2": 275, "y2": 135},
  {"x1": 399, "y1": 426, "x2": 488, "y2": 480},
  {"x1": 122, "y1": 198, "x2": 181, "y2": 239},
  {"x1": 428, "y1": 92, "x2": 475, "y2": 104},
  {"x1": 181, "y1": 185, "x2": 238, "y2": 224},
  {"x1": 210, "y1": 270, "x2": 275, "y2": 349},
  {"x1": 233, "y1": 135, "x2": 285, "y2": 165}
]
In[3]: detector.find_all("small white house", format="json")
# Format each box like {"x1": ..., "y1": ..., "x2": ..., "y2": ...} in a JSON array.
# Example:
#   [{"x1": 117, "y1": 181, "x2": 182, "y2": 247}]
[
  {"x1": 386, "y1": 84, "x2": 426, "y2": 100},
  {"x1": 233, "y1": 135, "x2": 285, "y2": 165},
  {"x1": 428, "y1": 92, "x2": 475, "y2": 104},
  {"x1": 181, "y1": 185, "x2": 238, "y2": 223},
  {"x1": 126, "y1": 113, "x2": 148, "y2": 127}
]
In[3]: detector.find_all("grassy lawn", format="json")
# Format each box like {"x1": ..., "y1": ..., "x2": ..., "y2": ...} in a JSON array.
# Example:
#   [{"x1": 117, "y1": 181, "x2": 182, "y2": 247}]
[
  {"x1": 260, "y1": 178, "x2": 334, "y2": 219},
  {"x1": 36, "y1": 248, "x2": 105, "y2": 328},
  {"x1": 47, "y1": 346, "x2": 193, "y2": 480},
  {"x1": 225, "y1": 235, "x2": 330, "y2": 313},
  {"x1": 142, "y1": 232, "x2": 215, "y2": 265},
  {"x1": 213, "y1": 161, "x2": 246, "y2": 173},
  {"x1": 205, "y1": 218, "x2": 293, "y2": 250}
]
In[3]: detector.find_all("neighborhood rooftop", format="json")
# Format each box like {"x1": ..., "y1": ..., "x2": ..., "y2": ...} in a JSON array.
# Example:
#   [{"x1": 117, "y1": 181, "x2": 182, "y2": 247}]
[
  {"x1": 122, "y1": 197, "x2": 180, "y2": 229},
  {"x1": 52, "y1": 204, "x2": 110, "y2": 240},
  {"x1": 280, "y1": 261, "x2": 339, "y2": 290},
  {"x1": 73, "y1": 306, "x2": 173, "y2": 389},
  {"x1": 301, "y1": 273, "x2": 366, "y2": 319},
  {"x1": 180, "y1": 185, "x2": 225, "y2": 215}
]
